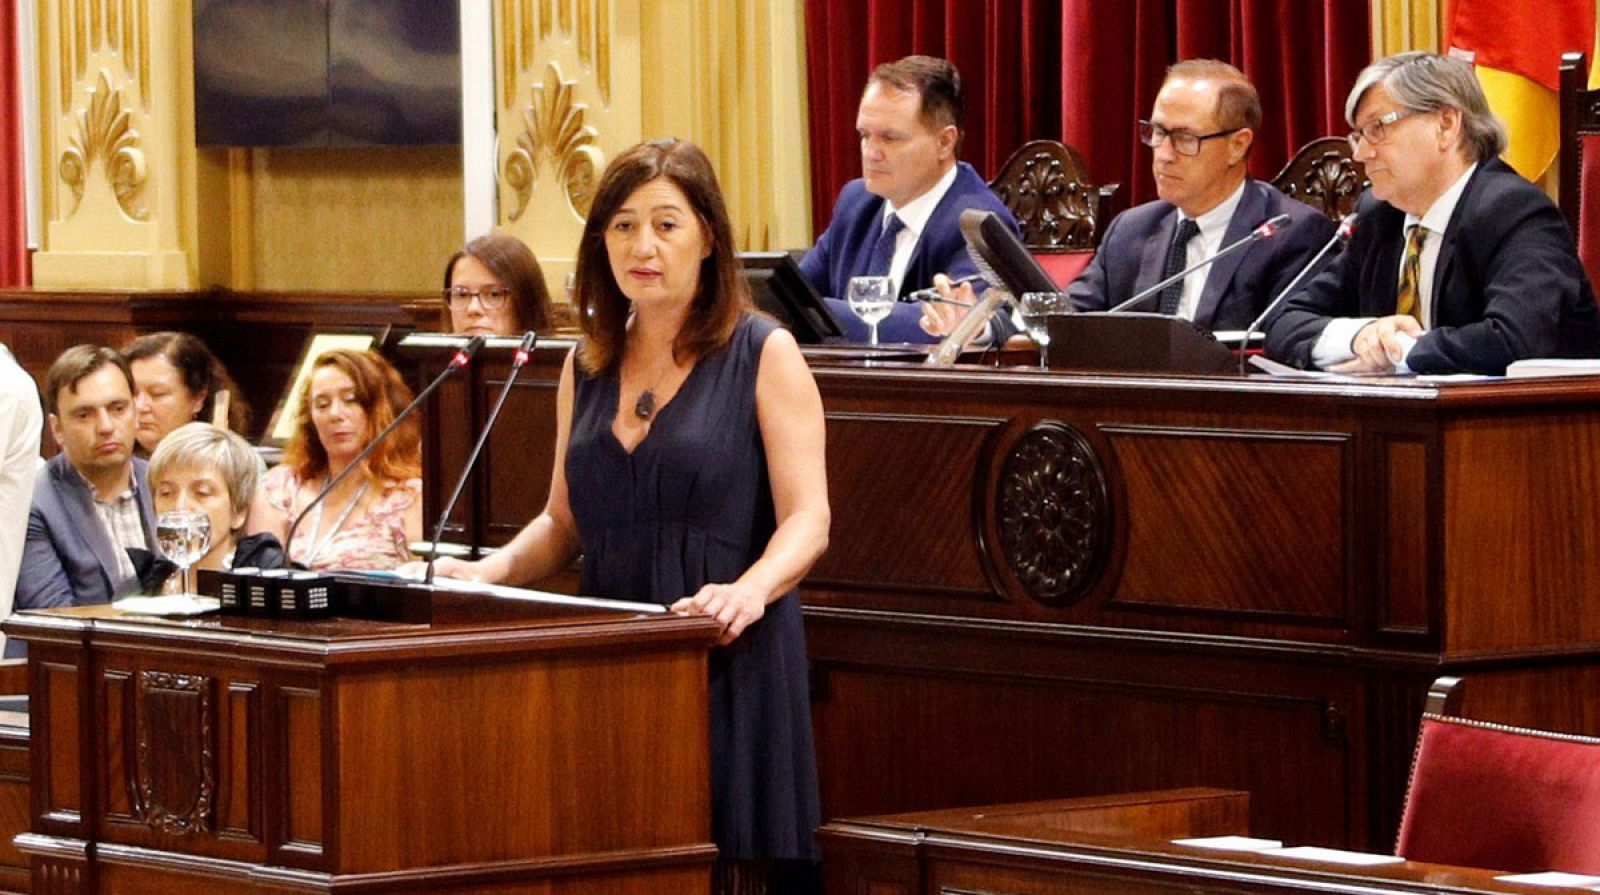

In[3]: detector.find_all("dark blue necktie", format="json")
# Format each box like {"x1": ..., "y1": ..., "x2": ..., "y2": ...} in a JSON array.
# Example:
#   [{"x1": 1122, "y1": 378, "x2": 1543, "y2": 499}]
[
  {"x1": 1157, "y1": 217, "x2": 1201, "y2": 315},
  {"x1": 864, "y1": 212, "x2": 905, "y2": 278}
]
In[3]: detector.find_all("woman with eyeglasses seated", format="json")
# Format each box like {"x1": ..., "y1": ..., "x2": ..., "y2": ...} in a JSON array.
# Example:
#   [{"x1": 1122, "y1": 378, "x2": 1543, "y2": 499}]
[
  {"x1": 442, "y1": 233, "x2": 553, "y2": 336},
  {"x1": 416, "y1": 139, "x2": 830, "y2": 892},
  {"x1": 122, "y1": 332, "x2": 252, "y2": 456},
  {"x1": 147, "y1": 422, "x2": 284, "y2": 574},
  {"x1": 246, "y1": 349, "x2": 422, "y2": 571}
]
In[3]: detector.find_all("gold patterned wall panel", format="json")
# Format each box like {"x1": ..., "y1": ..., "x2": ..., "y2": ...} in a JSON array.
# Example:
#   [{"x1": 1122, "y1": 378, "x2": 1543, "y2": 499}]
[
  {"x1": 496, "y1": 0, "x2": 642, "y2": 290},
  {"x1": 33, "y1": 0, "x2": 191, "y2": 288},
  {"x1": 247, "y1": 147, "x2": 463, "y2": 293}
]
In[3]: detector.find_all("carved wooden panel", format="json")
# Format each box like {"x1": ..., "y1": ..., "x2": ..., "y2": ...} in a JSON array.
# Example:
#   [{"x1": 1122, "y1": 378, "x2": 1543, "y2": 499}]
[
  {"x1": 100, "y1": 670, "x2": 134, "y2": 821},
  {"x1": 994, "y1": 422, "x2": 1110, "y2": 606},
  {"x1": 1383, "y1": 440, "x2": 1431, "y2": 634},
  {"x1": 219, "y1": 682, "x2": 261, "y2": 841},
  {"x1": 279, "y1": 687, "x2": 323, "y2": 857},
  {"x1": 1270, "y1": 137, "x2": 1368, "y2": 221},
  {"x1": 1103, "y1": 427, "x2": 1348, "y2": 622},
  {"x1": 989, "y1": 140, "x2": 1118, "y2": 250},
  {"x1": 32, "y1": 858, "x2": 84, "y2": 895},
  {"x1": 812, "y1": 413, "x2": 1008, "y2": 598},
  {"x1": 810, "y1": 665, "x2": 1356, "y2": 845},
  {"x1": 40, "y1": 662, "x2": 82, "y2": 826},
  {"x1": 133, "y1": 671, "x2": 215, "y2": 837}
]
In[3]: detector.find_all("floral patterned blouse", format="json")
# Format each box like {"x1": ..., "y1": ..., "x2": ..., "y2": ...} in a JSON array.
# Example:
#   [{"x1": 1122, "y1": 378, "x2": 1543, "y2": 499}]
[{"x1": 258, "y1": 465, "x2": 420, "y2": 571}]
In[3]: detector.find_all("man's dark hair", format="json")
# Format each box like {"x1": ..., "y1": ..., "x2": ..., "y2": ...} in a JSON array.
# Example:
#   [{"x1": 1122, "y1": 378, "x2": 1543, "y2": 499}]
[
  {"x1": 44, "y1": 345, "x2": 132, "y2": 416},
  {"x1": 868, "y1": 55, "x2": 964, "y2": 134}
]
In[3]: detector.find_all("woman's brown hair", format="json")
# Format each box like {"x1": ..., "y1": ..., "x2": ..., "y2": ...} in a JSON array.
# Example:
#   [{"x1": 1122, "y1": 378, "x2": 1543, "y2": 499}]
[
  {"x1": 573, "y1": 138, "x2": 749, "y2": 373},
  {"x1": 122, "y1": 331, "x2": 253, "y2": 435},
  {"x1": 442, "y1": 233, "x2": 553, "y2": 334},
  {"x1": 283, "y1": 349, "x2": 421, "y2": 486}
]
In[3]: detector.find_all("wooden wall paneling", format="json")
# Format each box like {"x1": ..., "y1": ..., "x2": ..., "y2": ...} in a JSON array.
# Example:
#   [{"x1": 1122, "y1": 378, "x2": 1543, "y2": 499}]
[
  {"x1": 812, "y1": 412, "x2": 1009, "y2": 599},
  {"x1": 276, "y1": 686, "x2": 324, "y2": 866},
  {"x1": 482, "y1": 376, "x2": 560, "y2": 547},
  {"x1": 1441, "y1": 410, "x2": 1600, "y2": 654},
  {"x1": 37, "y1": 659, "x2": 83, "y2": 831},
  {"x1": 1380, "y1": 439, "x2": 1433, "y2": 635},
  {"x1": 219, "y1": 681, "x2": 261, "y2": 843},
  {"x1": 0, "y1": 721, "x2": 31, "y2": 894},
  {"x1": 1100, "y1": 426, "x2": 1348, "y2": 621}
]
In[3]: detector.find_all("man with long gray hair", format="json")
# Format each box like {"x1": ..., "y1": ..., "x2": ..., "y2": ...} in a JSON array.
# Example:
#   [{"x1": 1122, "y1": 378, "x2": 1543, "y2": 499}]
[{"x1": 1266, "y1": 52, "x2": 1600, "y2": 374}]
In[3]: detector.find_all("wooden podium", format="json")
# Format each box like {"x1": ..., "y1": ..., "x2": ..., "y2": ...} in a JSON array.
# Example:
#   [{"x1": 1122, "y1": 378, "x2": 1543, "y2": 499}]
[{"x1": 3, "y1": 598, "x2": 721, "y2": 894}]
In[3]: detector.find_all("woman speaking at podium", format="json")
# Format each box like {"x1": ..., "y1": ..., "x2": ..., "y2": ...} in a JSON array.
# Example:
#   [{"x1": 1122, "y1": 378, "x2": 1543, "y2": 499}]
[{"x1": 422, "y1": 139, "x2": 831, "y2": 892}]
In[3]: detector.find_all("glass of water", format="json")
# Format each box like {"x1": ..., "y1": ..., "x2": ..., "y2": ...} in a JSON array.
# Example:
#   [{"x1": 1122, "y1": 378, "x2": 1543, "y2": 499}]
[
  {"x1": 156, "y1": 509, "x2": 213, "y2": 596},
  {"x1": 1019, "y1": 291, "x2": 1071, "y2": 369},
  {"x1": 847, "y1": 276, "x2": 896, "y2": 346}
]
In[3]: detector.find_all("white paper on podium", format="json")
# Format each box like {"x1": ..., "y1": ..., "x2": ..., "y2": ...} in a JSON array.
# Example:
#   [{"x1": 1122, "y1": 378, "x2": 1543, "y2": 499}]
[
  {"x1": 1261, "y1": 846, "x2": 1404, "y2": 866},
  {"x1": 426, "y1": 575, "x2": 669, "y2": 614},
  {"x1": 1494, "y1": 871, "x2": 1600, "y2": 888},
  {"x1": 1171, "y1": 835, "x2": 1283, "y2": 852}
]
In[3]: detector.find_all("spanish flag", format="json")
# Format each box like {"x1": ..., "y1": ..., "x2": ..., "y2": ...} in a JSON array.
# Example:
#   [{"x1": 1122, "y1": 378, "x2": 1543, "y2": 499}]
[{"x1": 1445, "y1": 0, "x2": 1595, "y2": 180}]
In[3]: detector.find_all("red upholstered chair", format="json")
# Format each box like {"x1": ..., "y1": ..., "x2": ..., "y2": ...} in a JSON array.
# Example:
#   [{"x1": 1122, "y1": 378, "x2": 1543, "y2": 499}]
[
  {"x1": 1395, "y1": 676, "x2": 1600, "y2": 874},
  {"x1": 1270, "y1": 137, "x2": 1367, "y2": 221},
  {"x1": 988, "y1": 140, "x2": 1118, "y2": 288},
  {"x1": 1558, "y1": 51, "x2": 1600, "y2": 289}
]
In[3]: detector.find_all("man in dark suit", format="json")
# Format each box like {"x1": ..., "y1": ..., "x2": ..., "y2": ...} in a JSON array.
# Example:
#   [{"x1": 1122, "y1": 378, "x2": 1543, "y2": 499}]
[
  {"x1": 14, "y1": 346, "x2": 157, "y2": 626},
  {"x1": 1068, "y1": 59, "x2": 1334, "y2": 331},
  {"x1": 1266, "y1": 52, "x2": 1600, "y2": 374},
  {"x1": 799, "y1": 55, "x2": 1020, "y2": 344}
]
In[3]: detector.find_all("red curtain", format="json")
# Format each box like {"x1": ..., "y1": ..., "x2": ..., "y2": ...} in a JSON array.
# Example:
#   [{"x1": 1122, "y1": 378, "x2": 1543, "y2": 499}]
[
  {"x1": 804, "y1": 1, "x2": 1371, "y2": 239},
  {"x1": 0, "y1": 8, "x2": 29, "y2": 287}
]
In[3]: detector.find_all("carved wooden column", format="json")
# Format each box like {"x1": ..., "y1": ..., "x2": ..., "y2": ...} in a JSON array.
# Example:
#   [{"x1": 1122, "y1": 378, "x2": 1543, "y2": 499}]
[{"x1": 31, "y1": 0, "x2": 196, "y2": 288}]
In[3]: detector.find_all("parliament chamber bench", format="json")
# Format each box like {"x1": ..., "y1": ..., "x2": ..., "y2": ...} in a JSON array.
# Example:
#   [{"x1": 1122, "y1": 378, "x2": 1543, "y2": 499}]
[
  {"x1": 820, "y1": 788, "x2": 1599, "y2": 895},
  {"x1": 400, "y1": 338, "x2": 1600, "y2": 855},
  {"x1": 6, "y1": 291, "x2": 1600, "y2": 865}
]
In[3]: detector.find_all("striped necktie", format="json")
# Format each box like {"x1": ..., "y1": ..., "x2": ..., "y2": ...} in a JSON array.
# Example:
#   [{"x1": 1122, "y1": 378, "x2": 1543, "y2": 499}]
[
  {"x1": 1396, "y1": 224, "x2": 1428, "y2": 323},
  {"x1": 1157, "y1": 218, "x2": 1201, "y2": 316}
]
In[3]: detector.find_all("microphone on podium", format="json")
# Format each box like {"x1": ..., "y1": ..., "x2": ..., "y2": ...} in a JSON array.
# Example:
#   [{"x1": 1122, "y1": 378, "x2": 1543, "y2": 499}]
[
  {"x1": 1107, "y1": 213, "x2": 1294, "y2": 315},
  {"x1": 1236, "y1": 212, "x2": 1358, "y2": 374},
  {"x1": 283, "y1": 335, "x2": 487, "y2": 562},
  {"x1": 423, "y1": 331, "x2": 539, "y2": 586}
]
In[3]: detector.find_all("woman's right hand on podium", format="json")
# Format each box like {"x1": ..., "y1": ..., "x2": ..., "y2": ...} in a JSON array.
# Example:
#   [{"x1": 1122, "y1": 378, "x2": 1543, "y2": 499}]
[{"x1": 396, "y1": 556, "x2": 491, "y2": 582}]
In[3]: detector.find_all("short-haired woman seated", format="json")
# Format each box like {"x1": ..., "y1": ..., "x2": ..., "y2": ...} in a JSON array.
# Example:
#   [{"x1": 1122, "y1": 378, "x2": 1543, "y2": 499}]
[{"x1": 147, "y1": 422, "x2": 282, "y2": 572}]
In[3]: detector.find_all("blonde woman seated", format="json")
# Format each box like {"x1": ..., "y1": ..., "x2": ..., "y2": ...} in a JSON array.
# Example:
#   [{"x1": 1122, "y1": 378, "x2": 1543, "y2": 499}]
[
  {"x1": 246, "y1": 349, "x2": 422, "y2": 571},
  {"x1": 147, "y1": 422, "x2": 283, "y2": 573}
]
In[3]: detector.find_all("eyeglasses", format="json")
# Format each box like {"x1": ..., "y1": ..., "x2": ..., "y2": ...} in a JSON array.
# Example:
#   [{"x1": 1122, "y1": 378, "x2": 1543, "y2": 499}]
[
  {"x1": 1347, "y1": 108, "x2": 1418, "y2": 150},
  {"x1": 442, "y1": 286, "x2": 512, "y2": 310},
  {"x1": 1138, "y1": 120, "x2": 1243, "y2": 157}
]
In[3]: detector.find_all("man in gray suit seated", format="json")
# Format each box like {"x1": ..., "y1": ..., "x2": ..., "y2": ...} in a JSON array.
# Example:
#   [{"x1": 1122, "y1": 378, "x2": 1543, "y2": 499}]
[{"x1": 14, "y1": 345, "x2": 156, "y2": 625}]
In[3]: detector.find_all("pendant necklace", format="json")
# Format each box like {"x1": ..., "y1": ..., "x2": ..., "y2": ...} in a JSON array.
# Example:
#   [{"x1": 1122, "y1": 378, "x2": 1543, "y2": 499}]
[{"x1": 633, "y1": 355, "x2": 678, "y2": 421}]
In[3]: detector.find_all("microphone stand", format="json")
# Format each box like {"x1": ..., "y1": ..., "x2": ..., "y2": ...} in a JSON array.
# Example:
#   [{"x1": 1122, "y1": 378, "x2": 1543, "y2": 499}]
[
  {"x1": 424, "y1": 331, "x2": 538, "y2": 586},
  {"x1": 283, "y1": 335, "x2": 487, "y2": 562},
  {"x1": 1106, "y1": 213, "x2": 1292, "y2": 314},
  {"x1": 1236, "y1": 213, "x2": 1357, "y2": 374}
]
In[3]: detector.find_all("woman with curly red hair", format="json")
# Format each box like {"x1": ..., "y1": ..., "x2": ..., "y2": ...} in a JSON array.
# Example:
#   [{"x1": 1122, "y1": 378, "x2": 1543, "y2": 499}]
[{"x1": 246, "y1": 349, "x2": 422, "y2": 570}]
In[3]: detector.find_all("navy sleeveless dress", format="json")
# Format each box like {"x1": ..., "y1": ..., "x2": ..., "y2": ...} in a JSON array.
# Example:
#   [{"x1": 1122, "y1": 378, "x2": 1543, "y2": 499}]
[{"x1": 566, "y1": 314, "x2": 822, "y2": 862}]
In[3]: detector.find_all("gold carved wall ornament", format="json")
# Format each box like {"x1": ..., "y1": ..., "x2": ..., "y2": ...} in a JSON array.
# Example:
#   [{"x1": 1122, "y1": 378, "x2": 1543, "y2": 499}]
[
  {"x1": 59, "y1": 68, "x2": 149, "y2": 221},
  {"x1": 503, "y1": 62, "x2": 604, "y2": 219}
]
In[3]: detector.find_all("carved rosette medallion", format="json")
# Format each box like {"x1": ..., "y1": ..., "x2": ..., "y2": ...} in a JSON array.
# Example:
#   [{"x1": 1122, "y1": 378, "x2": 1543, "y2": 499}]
[
  {"x1": 504, "y1": 61, "x2": 604, "y2": 220},
  {"x1": 996, "y1": 422, "x2": 1109, "y2": 605},
  {"x1": 134, "y1": 670, "x2": 215, "y2": 836},
  {"x1": 59, "y1": 68, "x2": 149, "y2": 221}
]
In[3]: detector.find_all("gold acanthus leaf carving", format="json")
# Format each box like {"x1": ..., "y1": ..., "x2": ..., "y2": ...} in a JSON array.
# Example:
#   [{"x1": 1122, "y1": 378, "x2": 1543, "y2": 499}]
[
  {"x1": 504, "y1": 61, "x2": 602, "y2": 220},
  {"x1": 59, "y1": 68, "x2": 148, "y2": 221}
]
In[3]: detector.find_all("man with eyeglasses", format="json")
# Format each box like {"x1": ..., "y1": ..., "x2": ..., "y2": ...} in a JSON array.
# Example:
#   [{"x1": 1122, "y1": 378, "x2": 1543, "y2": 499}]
[
  {"x1": 1266, "y1": 52, "x2": 1600, "y2": 374},
  {"x1": 1066, "y1": 59, "x2": 1333, "y2": 331}
]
